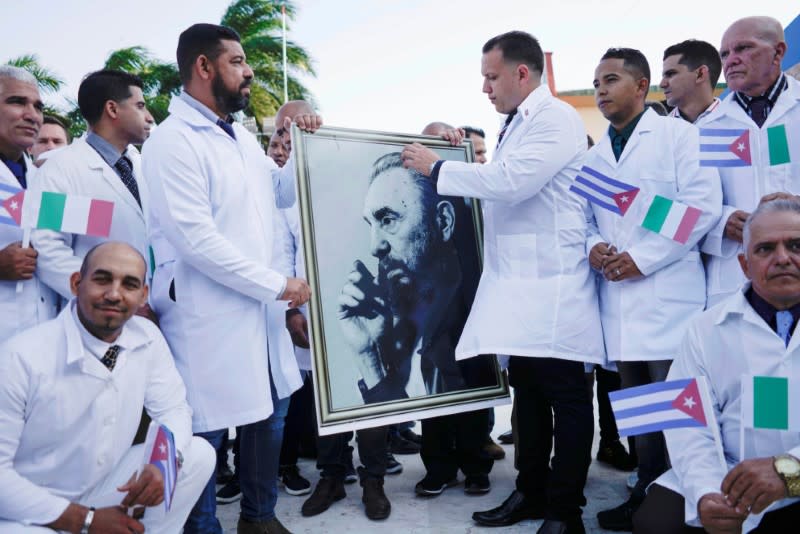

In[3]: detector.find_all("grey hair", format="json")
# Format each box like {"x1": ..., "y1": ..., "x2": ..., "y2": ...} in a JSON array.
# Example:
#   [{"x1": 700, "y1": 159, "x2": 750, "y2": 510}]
[
  {"x1": 0, "y1": 65, "x2": 38, "y2": 86},
  {"x1": 742, "y1": 197, "x2": 800, "y2": 256}
]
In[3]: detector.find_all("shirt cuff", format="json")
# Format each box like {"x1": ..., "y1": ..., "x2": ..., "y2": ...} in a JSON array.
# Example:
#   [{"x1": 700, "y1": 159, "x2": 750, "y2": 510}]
[
  {"x1": 429, "y1": 160, "x2": 444, "y2": 183},
  {"x1": 275, "y1": 275, "x2": 288, "y2": 300}
]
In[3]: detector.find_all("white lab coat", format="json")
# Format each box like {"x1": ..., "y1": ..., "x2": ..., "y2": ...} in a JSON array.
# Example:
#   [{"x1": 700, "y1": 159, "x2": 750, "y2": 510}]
[
  {"x1": 585, "y1": 109, "x2": 722, "y2": 362},
  {"x1": 31, "y1": 138, "x2": 150, "y2": 299},
  {"x1": 0, "y1": 303, "x2": 193, "y2": 526},
  {"x1": 0, "y1": 156, "x2": 57, "y2": 340},
  {"x1": 437, "y1": 84, "x2": 604, "y2": 364},
  {"x1": 656, "y1": 286, "x2": 800, "y2": 531},
  {"x1": 700, "y1": 75, "x2": 800, "y2": 306},
  {"x1": 141, "y1": 95, "x2": 301, "y2": 433}
]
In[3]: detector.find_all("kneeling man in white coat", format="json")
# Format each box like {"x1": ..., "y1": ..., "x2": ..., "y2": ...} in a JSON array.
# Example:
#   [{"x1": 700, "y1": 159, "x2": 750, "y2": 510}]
[
  {"x1": 0, "y1": 242, "x2": 214, "y2": 533},
  {"x1": 635, "y1": 199, "x2": 800, "y2": 533}
]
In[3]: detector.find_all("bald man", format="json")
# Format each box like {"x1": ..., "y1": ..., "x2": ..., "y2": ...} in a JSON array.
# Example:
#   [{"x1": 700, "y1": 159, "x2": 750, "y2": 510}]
[
  {"x1": 700, "y1": 16, "x2": 800, "y2": 307},
  {"x1": 274, "y1": 99, "x2": 314, "y2": 153},
  {"x1": 0, "y1": 242, "x2": 214, "y2": 533}
]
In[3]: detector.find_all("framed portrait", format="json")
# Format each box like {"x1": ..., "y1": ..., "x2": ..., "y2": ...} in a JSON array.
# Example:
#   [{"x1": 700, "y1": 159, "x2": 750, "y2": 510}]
[{"x1": 292, "y1": 125, "x2": 510, "y2": 435}]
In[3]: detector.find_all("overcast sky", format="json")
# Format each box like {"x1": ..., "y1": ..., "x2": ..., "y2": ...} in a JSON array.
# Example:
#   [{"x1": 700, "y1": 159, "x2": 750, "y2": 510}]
[{"x1": 2, "y1": 1, "x2": 797, "y2": 142}]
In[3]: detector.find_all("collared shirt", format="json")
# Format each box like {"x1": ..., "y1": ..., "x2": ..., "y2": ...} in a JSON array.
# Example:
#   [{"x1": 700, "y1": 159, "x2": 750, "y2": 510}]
[
  {"x1": 668, "y1": 98, "x2": 721, "y2": 124},
  {"x1": 733, "y1": 73, "x2": 788, "y2": 123},
  {"x1": 179, "y1": 91, "x2": 235, "y2": 137},
  {"x1": 71, "y1": 303, "x2": 131, "y2": 362},
  {"x1": 745, "y1": 286, "x2": 800, "y2": 339},
  {"x1": 86, "y1": 131, "x2": 124, "y2": 173},
  {"x1": 608, "y1": 110, "x2": 645, "y2": 161},
  {"x1": 0, "y1": 154, "x2": 28, "y2": 189}
]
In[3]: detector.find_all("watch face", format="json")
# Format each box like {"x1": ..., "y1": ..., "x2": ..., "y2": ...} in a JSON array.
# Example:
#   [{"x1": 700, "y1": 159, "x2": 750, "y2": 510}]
[{"x1": 776, "y1": 457, "x2": 800, "y2": 476}]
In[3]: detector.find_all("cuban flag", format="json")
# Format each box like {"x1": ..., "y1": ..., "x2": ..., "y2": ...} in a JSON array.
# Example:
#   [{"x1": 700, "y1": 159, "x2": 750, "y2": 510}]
[
  {"x1": 609, "y1": 378, "x2": 711, "y2": 437},
  {"x1": 569, "y1": 165, "x2": 640, "y2": 215},
  {"x1": 699, "y1": 128, "x2": 752, "y2": 167},
  {"x1": 0, "y1": 184, "x2": 23, "y2": 226},
  {"x1": 142, "y1": 422, "x2": 178, "y2": 511}
]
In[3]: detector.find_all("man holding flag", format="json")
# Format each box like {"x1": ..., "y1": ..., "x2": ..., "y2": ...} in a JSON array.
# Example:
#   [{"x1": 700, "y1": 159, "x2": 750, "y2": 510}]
[
  {"x1": 635, "y1": 198, "x2": 800, "y2": 533},
  {"x1": 700, "y1": 16, "x2": 800, "y2": 307},
  {"x1": 0, "y1": 66, "x2": 57, "y2": 339},
  {"x1": 0, "y1": 241, "x2": 214, "y2": 533},
  {"x1": 584, "y1": 47, "x2": 721, "y2": 530}
]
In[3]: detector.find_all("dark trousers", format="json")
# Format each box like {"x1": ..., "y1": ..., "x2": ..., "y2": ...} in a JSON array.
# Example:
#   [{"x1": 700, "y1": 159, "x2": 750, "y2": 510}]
[
  {"x1": 617, "y1": 359, "x2": 672, "y2": 495},
  {"x1": 510, "y1": 356, "x2": 594, "y2": 521},
  {"x1": 589, "y1": 366, "x2": 637, "y2": 461},
  {"x1": 317, "y1": 425, "x2": 388, "y2": 480},
  {"x1": 635, "y1": 483, "x2": 800, "y2": 534},
  {"x1": 420, "y1": 409, "x2": 493, "y2": 482},
  {"x1": 279, "y1": 372, "x2": 316, "y2": 466}
]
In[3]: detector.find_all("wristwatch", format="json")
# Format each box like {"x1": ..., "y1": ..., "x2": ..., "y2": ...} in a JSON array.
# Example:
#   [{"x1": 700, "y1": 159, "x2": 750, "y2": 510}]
[
  {"x1": 80, "y1": 506, "x2": 95, "y2": 534},
  {"x1": 773, "y1": 454, "x2": 800, "y2": 497}
]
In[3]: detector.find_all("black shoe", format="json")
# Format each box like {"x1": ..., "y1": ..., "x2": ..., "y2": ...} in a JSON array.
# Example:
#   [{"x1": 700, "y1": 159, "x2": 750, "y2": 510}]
[
  {"x1": 301, "y1": 477, "x2": 346, "y2": 517},
  {"x1": 596, "y1": 440, "x2": 637, "y2": 471},
  {"x1": 398, "y1": 428, "x2": 422, "y2": 445},
  {"x1": 216, "y1": 479, "x2": 242, "y2": 504},
  {"x1": 279, "y1": 464, "x2": 311, "y2": 496},
  {"x1": 597, "y1": 494, "x2": 643, "y2": 531},
  {"x1": 497, "y1": 430, "x2": 514, "y2": 445},
  {"x1": 464, "y1": 474, "x2": 491, "y2": 495},
  {"x1": 389, "y1": 432, "x2": 421, "y2": 454},
  {"x1": 361, "y1": 478, "x2": 391, "y2": 520},
  {"x1": 472, "y1": 490, "x2": 545, "y2": 526},
  {"x1": 385, "y1": 451, "x2": 403, "y2": 474},
  {"x1": 415, "y1": 476, "x2": 459, "y2": 496},
  {"x1": 216, "y1": 463, "x2": 234, "y2": 485},
  {"x1": 237, "y1": 516, "x2": 291, "y2": 534},
  {"x1": 537, "y1": 518, "x2": 586, "y2": 534}
]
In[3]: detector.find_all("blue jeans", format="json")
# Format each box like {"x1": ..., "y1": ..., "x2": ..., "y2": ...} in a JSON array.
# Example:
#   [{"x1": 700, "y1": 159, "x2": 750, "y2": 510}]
[{"x1": 184, "y1": 379, "x2": 290, "y2": 532}]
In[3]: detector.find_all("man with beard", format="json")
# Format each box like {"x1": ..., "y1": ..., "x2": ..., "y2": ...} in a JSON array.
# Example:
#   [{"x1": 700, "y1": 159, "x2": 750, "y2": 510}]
[
  {"x1": 339, "y1": 151, "x2": 469, "y2": 402},
  {"x1": 141, "y1": 23, "x2": 321, "y2": 534}
]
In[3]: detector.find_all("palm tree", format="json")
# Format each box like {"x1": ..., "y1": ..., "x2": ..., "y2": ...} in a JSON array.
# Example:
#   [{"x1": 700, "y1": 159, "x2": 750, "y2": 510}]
[
  {"x1": 221, "y1": 0, "x2": 316, "y2": 125},
  {"x1": 5, "y1": 54, "x2": 64, "y2": 94},
  {"x1": 103, "y1": 46, "x2": 181, "y2": 124}
]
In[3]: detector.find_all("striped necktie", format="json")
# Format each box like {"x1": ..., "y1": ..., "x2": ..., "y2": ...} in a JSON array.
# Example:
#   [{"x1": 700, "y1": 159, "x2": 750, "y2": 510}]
[{"x1": 496, "y1": 109, "x2": 517, "y2": 149}]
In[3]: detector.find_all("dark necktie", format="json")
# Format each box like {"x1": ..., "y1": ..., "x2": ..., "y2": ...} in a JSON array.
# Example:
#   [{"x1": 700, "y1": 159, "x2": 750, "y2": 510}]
[
  {"x1": 1, "y1": 157, "x2": 27, "y2": 189},
  {"x1": 101, "y1": 345, "x2": 121, "y2": 371},
  {"x1": 114, "y1": 156, "x2": 141, "y2": 208},
  {"x1": 217, "y1": 119, "x2": 236, "y2": 139},
  {"x1": 749, "y1": 96, "x2": 769, "y2": 128},
  {"x1": 611, "y1": 134, "x2": 626, "y2": 161},
  {"x1": 496, "y1": 110, "x2": 517, "y2": 149}
]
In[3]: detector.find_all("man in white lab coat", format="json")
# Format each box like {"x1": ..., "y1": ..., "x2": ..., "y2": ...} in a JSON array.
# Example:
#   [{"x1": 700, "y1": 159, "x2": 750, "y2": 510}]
[
  {"x1": 33, "y1": 70, "x2": 155, "y2": 302},
  {"x1": 585, "y1": 48, "x2": 721, "y2": 530},
  {"x1": 635, "y1": 199, "x2": 800, "y2": 533},
  {"x1": 0, "y1": 66, "x2": 57, "y2": 340},
  {"x1": 0, "y1": 241, "x2": 214, "y2": 533},
  {"x1": 699, "y1": 16, "x2": 800, "y2": 307},
  {"x1": 402, "y1": 30, "x2": 605, "y2": 534},
  {"x1": 660, "y1": 39, "x2": 722, "y2": 124},
  {"x1": 141, "y1": 23, "x2": 320, "y2": 534}
]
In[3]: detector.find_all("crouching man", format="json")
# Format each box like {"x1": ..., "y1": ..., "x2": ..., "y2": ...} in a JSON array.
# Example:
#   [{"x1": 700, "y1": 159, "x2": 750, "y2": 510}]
[{"x1": 0, "y1": 241, "x2": 214, "y2": 533}]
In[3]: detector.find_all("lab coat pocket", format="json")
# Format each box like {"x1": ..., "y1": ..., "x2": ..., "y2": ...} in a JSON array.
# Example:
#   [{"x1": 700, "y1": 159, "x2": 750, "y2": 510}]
[
  {"x1": 496, "y1": 233, "x2": 538, "y2": 279},
  {"x1": 639, "y1": 171, "x2": 676, "y2": 198},
  {"x1": 654, "y1": 250, "x2": 705, "y2": 304}
]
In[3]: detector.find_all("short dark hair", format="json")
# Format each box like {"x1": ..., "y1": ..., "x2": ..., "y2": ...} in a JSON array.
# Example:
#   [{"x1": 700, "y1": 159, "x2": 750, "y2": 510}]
[
  {"x1": 663, "y1": 39, "x2": 722, "y2": 89},
  {"x1": 461, "y1": 126, "x2": 485, "y2": 139},
  {"x1": 177, "y1": 23, "x2": 241, "y2": 84},
  {"x1": 42, "y1": 115, "x2": 71, "y2": 143},
  {"x1": 482, "y1": 31, "x2": 544, "y2": 75},
  {"x1": 601, "y1": 47, "x2": 651, "y2": 86},
  {"x1": 78, "y1": 70, "x2": 144, "y2": 125}
]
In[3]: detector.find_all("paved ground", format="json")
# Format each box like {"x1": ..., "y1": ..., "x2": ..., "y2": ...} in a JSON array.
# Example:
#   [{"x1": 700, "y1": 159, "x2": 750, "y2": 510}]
[{"x1": 217, "y1": 402, "x2": 634, "y2": 533}]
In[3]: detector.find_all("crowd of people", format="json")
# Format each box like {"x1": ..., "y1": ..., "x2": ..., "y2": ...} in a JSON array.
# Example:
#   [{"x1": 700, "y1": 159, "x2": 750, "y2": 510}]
[{"x1": 0, "y1": 13, "x2": 798, "y2": 534}]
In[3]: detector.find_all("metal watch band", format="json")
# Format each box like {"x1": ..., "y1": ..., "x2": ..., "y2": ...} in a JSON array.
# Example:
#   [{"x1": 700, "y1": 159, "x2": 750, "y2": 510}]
[{"x1": 80, "y1": 506, "x2": 95, "y2": 534}]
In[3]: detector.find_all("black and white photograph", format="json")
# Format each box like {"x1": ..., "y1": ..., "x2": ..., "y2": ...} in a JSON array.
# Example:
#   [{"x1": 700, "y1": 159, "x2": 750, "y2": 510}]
[{"x1": 292, "y1": 125, "x2": 509, "y2": 434}]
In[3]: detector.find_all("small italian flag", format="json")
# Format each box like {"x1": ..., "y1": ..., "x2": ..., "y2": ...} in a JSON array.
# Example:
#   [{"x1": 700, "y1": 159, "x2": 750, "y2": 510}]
[
  {"x1": 767, "y1": 125, "x2": 791, "y2": 166},
  {"x1": 2, "y1": 190, "x2": 114, "y2": 237},
  {"x1": 741, "y1": 375, "x2": 800, "y2": 430},
  {"x1": 636, "y1": 195, "x2": 702, "y2": 244}
]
